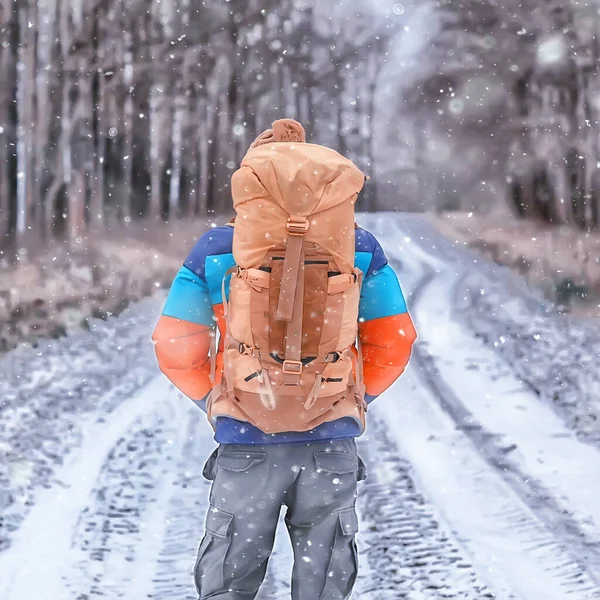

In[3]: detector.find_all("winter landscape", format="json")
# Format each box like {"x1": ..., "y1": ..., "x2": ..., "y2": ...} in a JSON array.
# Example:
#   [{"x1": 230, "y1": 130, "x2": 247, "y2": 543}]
[{"x1": 3, "y1": 0, "x2": 600, "y2": 599}]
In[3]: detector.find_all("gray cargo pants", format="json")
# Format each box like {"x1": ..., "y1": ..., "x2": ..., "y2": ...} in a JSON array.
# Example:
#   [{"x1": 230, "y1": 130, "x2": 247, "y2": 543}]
[{"x1": 194, "y1": 438, "x2": 366, "y2": 600}]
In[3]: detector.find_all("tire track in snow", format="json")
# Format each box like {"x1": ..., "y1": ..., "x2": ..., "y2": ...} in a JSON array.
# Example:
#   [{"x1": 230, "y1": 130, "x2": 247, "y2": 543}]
[
  {"x1": 63, "y1": 391, "x2": 192, "y2": 599},
  {"x1": 0, "y1": 297, "x2": 162, "y2": 553},
  {"x1": 459, "y1": 266, "x2": 600, "y2": 444},
  {"x1": 395, "y1": 256, "x2": 600, "y2": 590},
  {"x1": 355, "y1": 425, "x2": 494, "y2": 600},
  {"x1": 148, "y1": 411, "x2": 216, "y2": 600},
  {"x1": 0, "y1": 376, "x2": 172, "y2": 600},
  {"x1": 374, "y1": 361, "x2": 600, "y2": 599}
]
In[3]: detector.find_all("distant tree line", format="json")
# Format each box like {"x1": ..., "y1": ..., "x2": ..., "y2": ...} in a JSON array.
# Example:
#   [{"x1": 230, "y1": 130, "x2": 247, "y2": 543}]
[
  {"x1": 0, "y1": 0, "x2": 392, "y2": 259},
  {"x1": 397, "y1": 0, "x2": 600, "y2": 230}
]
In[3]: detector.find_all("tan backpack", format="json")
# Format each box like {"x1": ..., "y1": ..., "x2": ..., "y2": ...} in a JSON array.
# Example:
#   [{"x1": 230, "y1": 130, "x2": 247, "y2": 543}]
[{"x1": 208, "y1": 141, "x2": 367, "y2": 434}]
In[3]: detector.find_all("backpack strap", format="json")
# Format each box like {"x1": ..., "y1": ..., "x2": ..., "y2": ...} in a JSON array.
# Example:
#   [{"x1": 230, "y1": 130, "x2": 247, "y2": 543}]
[
  {"x1": 276, "y1": 217, "x2": 309, "y2": 321},
  {"x1": 221, "y1": 266, "x2": 239, "y2": 316},
  {"x1": 276, "y1": 217, "x2": 309, "y2": 386},
  {"x1": 356, "y1": 336, "x2": 365, "y2": 390},
  {"x1": 282, "y1": 248, "x2": 305, "y2": 385},
  {"x1": 349, "y1": 337, "x2": 366, "y2": 411},
  {"x1": 209, "y1": 328, "x2": 218, "y2": 385}
]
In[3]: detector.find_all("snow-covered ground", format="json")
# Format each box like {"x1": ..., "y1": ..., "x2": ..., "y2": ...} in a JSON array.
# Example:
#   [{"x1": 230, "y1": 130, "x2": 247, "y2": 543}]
[{"x1": 2, "y1": 213, "x2": 600, "y2": 599}]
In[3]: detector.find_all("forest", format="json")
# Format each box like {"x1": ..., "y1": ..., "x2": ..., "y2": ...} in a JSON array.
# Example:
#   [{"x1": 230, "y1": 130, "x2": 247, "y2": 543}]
[
  {"x1": 0, "y1": 0, "x2": 394, "y2": 261},
  {"x1": 1, "y1": 0, "x2": 600, "y2": 262}
]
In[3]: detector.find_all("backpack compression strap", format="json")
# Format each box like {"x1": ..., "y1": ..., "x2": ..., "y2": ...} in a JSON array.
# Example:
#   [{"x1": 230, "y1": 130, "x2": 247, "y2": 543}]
[
  {"x1": 276, "y1": 217, "x2": 309, "y2": 385},
  {"x1": 276, "y1": 217, "x2": 308, "y2": 320}
]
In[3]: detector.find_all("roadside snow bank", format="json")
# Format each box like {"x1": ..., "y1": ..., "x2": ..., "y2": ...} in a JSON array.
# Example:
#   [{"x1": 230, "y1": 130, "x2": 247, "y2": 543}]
[
  {"x1": 430, "y1": 211, "x2": 600, "y2": 316},
  {"x1": 0, "y1": 220, "x2": 211, "y2": 353}
]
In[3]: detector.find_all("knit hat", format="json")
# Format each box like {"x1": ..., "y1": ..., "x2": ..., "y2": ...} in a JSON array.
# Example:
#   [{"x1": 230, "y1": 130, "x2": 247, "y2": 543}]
[{"x1": 249, "y1": 118, "x2": 306, "y2": 150}]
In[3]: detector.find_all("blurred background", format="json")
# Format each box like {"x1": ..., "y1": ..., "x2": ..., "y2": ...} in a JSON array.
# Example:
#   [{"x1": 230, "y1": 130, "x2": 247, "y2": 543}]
[{"x1": 2, "y1": 0, "x2": 600, "y2": 348}]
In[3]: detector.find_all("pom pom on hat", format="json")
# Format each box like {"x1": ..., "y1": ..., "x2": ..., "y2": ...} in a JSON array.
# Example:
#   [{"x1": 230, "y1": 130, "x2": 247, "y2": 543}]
[{"x1": 249, "y1": 118, "x2": 306, "y2": 150}]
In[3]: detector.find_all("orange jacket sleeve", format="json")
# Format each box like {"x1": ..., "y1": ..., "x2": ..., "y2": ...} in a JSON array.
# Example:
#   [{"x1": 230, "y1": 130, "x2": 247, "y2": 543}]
[
  {"x1": 359, "y1": 312, "x2": 417, "y2": 398},
  {"x1": 152, "y1": 315, "x2": 213, "y2": 401},
  {"x1": 152, "y1": 265, "x2": 216, "y2": 403}
]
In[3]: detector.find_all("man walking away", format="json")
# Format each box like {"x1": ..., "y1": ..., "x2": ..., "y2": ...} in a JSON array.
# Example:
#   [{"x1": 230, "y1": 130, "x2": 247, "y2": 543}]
[{"x1": 152, "y1": 118, "x2": 416, "y2": 599}]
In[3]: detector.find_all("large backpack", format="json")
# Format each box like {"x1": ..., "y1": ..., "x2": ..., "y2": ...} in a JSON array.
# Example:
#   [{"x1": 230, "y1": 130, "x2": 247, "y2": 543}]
[{"x1": 208, "y1": 141, "x2": 367, "y2": 434}]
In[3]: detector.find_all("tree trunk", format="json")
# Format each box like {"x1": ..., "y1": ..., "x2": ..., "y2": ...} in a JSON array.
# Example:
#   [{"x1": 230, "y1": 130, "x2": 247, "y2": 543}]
[
  {"x1": 35, "y1": 0, "x2": 56, "y2": 239},
  {"x1": 121, "y1": 31, "x2": 134, "y2": 223},
  {"x1": 149, "y1": 85, "x2": 163, "y2": 222},
  {"x1": 206, "y1": 97, "x2": 220, "y2": 213},
  {"x1": 169, "y1": 96, "x2": 183, "y2": 220},
  {"x1": 0, "y1": 0, "x2": 19, "y2": 255},
  {"x1": 366, "y1": 52, "x2": 381, "y2": 211},
  {"x1": 90, "y1": 7, "x2": 105, "y2": 232},
  {"x1": 59, "y1": 0, "x2": 74, "y2": 240},
  {"x1": 304, "y1": 87, "x2": 314, "y2": 139},
  {"x1": 214, "y1": 92, "x2": 231, "y2": 213},
  {"x1": 196, "y1": 95, "x2": 209, "y2": 216},
  {"x1": 335, "y1": 72, "x2": 346, "y2": 156},
  {"x1": 17, "y1": 0, "x2": 37, "y2": 239}
]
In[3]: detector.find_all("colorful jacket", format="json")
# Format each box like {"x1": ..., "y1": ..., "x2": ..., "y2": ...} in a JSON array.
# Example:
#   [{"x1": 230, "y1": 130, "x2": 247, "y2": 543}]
[{"x1": 152, "y1": 222, "x2": 416, "y2": 444}]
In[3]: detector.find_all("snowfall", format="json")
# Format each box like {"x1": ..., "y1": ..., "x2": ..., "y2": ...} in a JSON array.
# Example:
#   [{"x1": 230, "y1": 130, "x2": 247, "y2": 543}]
[{"x1": 2, "y1": 213, "x2": 600, "y2": 599}]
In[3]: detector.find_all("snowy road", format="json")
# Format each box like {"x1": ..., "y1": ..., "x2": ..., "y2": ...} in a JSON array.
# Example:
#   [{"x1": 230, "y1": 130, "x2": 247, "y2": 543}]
[{"x1": 2, "y1": 213, "x2": 600, "y2": 599}]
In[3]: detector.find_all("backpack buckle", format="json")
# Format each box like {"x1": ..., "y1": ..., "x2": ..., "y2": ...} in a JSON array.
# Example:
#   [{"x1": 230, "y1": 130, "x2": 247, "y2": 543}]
[
  {"x1": 324, "y1": 351, "x2": 341, "y2": 363},
  {"x1": 239, "y1": 343, "x2": 259, "y2": 357},
  {"x1": 286, "y1": 218, "x2": 309, "y2": 236},
  {"x1": 282, "y1": 360, "x2": 303, "y2": 374}
]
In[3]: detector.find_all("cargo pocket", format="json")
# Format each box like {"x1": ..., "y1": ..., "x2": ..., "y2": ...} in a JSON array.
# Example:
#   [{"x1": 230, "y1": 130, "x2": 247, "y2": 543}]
[
  {"x1": 320, "y1": 507, "x2": 359, "y2": 599},
  {"x1": 217, "y1": 450, "x2": 266, "y2": 472},
  {"x1": 314, "y1": 451, "x2": 359, "y2": 475},
  {"x1": 193, "y1": 505, "x2": 234, "y2": 597}
]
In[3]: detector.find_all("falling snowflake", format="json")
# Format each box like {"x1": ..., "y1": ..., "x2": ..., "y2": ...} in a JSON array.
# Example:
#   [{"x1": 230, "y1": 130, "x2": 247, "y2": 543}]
[
  {"x1": 449, "y1": 98, "x2": 465, "y2": 115},
  {"x1": 536, "y1": 34, "x2": 567, "y2": 67}
]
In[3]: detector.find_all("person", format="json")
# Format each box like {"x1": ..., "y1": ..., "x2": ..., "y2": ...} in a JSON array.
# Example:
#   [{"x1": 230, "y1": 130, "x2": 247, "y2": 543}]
[{"x1": 152, "y1": 118, "x2": 416, "y2": 600}]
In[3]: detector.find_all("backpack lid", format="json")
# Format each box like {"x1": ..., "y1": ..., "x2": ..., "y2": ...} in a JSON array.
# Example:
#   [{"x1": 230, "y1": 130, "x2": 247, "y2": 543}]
[{"x1": 236, "y1": 143, "x2": 365, "y2": 217}]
